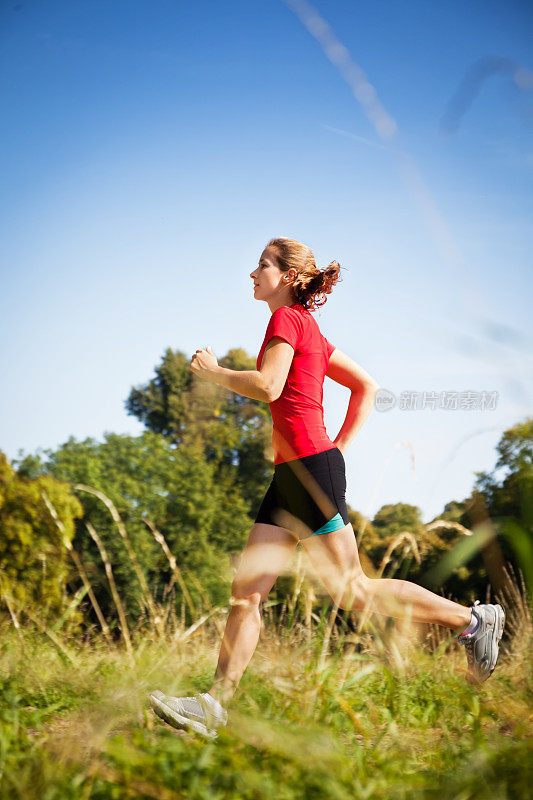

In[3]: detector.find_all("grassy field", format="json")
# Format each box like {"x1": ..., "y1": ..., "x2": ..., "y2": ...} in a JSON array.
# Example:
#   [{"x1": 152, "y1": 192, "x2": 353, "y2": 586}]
[{"x1": 1, "y1": 582, "x2": 532, "y2": 800}]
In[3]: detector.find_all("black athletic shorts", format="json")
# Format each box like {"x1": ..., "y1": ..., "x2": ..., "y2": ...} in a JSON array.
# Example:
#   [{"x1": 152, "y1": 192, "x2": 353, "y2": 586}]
[{"x1": 254, "y1": 446, "x2": 350, "y2": 540}]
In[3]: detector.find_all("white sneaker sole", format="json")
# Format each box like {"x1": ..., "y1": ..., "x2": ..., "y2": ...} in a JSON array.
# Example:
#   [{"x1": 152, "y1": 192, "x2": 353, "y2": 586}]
[
  {"x1": 149, "y1": 691, "x2": 217, "y2": 738},
  {"x1": 491, "y1": 603, "x2": 506, "y2": 671}
]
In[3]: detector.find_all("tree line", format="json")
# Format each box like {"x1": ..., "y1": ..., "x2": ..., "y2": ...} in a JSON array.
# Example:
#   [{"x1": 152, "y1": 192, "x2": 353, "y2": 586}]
[{"x1": 1, "y1": 346, "x2": 531, "y2": 632}]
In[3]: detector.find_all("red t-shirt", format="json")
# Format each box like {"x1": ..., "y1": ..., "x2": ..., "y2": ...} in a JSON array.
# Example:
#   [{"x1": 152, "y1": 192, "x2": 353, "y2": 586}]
[{"x1": 256, "y1": 302, "x2": 337, "y2": 465}]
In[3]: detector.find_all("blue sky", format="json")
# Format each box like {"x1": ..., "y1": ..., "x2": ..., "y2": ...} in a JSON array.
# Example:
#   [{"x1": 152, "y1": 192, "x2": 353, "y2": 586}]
[{"x1": 1, "y1": 0, "x2": 532, "y2": 523}]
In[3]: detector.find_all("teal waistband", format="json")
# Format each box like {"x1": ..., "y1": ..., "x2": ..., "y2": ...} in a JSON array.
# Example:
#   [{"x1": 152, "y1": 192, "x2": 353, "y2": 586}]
[{"x1": 312, "y1": 512, "x2": 345, "y2": 536}]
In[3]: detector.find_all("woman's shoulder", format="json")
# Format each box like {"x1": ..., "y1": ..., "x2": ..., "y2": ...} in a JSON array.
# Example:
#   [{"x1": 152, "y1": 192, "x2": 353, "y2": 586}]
[{"x1": 265, "y1": 304, "x2": 306, "y2": 342}]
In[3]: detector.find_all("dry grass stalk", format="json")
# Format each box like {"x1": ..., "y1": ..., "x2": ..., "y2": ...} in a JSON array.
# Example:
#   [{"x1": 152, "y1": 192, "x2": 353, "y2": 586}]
[
  {"x1": 143, "y1": 518, "x2": 196, "y2": 620},
  {"x1": 180, "y1": 567, "x2": 227, "y2": 638},
  {"x1": 41, "y1": 489, "x2": 112, "y2": 643},
  {"x1": 74, "y1": 484, "x2": 164, "y2": 637},
  {"x1": 9, "y1": 596, "x2": 79, "y2": 666},
  {"x1": 290, "y1": 549, "x2": 304, "y2": 614},
  {"x1": 0, "y1": 577, "x2": 22, "y2": 634},
  {"x1": 358, "y1": 439, "x2": 418, "y2": 548},
  {"x1": 424, "y1": 603, "x2": 455, "y2": 652},
  {"x1": 304, "y1": 583, "x2": 315, "y2": 639},
  {"x1": 51, "y1": 584, "x2": 89, "y2": 632},
  {"x1": 426, "y1": 519, "x2": 473, "y2": 536},
  {"x1": 317, "y1": 600, "x2": 341, "y2": 674},
  {"x1": 85, "y1": 521, "x2": 135, "y2": 667},
  {"x1": 377, "y1": 531, "x2": 421, "y2": 579},
  {"x1": 495, "y1": 563, "x2": 532, "y2": 659},
  {"x1": 173, "y1": 607, "x2": 223, "y2": 643}
]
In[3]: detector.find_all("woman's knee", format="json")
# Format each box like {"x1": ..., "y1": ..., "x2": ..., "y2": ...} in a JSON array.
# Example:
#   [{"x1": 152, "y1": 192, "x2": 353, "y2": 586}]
[
  {"x1": 337, "y1": 573, "x2": 371, "y2": 611},
  {"x1": 229, "y1": 584, "x2": 264, "y2": 611}
]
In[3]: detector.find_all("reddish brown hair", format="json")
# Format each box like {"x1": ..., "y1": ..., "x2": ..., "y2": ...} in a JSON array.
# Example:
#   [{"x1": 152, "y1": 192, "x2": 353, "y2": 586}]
[{"x1": 266, "y1": 237, "x2": 343, "y2": 311}]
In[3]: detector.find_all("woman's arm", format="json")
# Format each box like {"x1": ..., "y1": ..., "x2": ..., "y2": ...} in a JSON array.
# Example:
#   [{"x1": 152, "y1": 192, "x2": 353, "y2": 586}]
[
  {"x1": 333, "y1": 386, "x2": 378, "y2": 453},
  {"x1": 208, "y1": 364, "x2": 270, "y2": 402},
  {"x1": 189, "y1": 340, "x2": 294, "y2": 403},
  {"x1": 326, "y1": 348, "x2": 380, "y2": 453}
]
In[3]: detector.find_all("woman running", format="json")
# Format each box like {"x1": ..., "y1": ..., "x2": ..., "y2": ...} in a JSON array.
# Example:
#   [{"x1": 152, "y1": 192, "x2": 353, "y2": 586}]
[{"x1": 150, "y1": 237, "x2": 505, "y2": 738}]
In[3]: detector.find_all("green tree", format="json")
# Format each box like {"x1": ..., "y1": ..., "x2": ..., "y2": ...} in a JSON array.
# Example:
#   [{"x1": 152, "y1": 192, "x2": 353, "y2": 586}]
[
  {"x1": 474, "y1": 417, "x2": 533, "y2": 521},
  {"x1": 124, "y1": 346, "x2": 274, "y2": 512},
  {"x1": 416, "y1": 418, "x2": 533, "y2": 603},
  {"x1": 472, "y1": 417, "x2": 533, "y2": 596},
  {"x1": 13, "y1": 432, "x2": 253, "y2": 627},
  {"x1": 0, "y1": 451, "x2": 83, "y2": 626}
]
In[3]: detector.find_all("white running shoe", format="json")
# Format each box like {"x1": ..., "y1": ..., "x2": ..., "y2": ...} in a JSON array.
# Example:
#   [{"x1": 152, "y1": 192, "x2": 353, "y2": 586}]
[
  {"x1": 149, "y1": 689, "x2": 228, "y2": 738},
  {"x1": 456, "y1": 600, "x2": 506, "y2": 684}
]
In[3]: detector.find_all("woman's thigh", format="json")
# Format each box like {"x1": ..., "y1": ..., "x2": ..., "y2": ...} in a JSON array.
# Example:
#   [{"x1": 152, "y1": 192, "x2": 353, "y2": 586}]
[
  {"x1": 232, "y1": 522, "x2": 299, "y2": 600},
  {"x1": 300, "y1": 522, "x2": 366, "y2": 599}
]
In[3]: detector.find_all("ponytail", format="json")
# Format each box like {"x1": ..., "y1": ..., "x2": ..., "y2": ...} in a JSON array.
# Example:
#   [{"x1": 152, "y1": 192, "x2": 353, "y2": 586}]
[{"x1": 266, "y1": 237, "x2": 344, "y2": 312}]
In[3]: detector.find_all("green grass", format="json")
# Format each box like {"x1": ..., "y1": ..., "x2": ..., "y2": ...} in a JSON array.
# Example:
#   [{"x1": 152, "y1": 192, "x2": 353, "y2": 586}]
[{"x1": 1, "y1": 605, "x2": 532, "y2": 800}]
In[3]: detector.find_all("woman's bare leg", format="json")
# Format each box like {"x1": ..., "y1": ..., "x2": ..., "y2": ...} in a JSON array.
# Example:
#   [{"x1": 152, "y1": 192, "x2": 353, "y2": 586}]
[
  {"x1": 301, "y1": 523, "x2": 472, "y2": 629},
  {"x1": 207, "y1": 522, "x2": 298, "y2": 707},
  {"x1": 360, "y1": 575, "x2": 471, "y2": 628}
]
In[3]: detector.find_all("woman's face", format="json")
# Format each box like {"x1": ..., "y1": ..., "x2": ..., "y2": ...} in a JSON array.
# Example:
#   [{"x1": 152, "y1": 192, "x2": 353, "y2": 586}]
[{"x1": 250, "y1": 247, "x2": 295, "y2": 302}]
